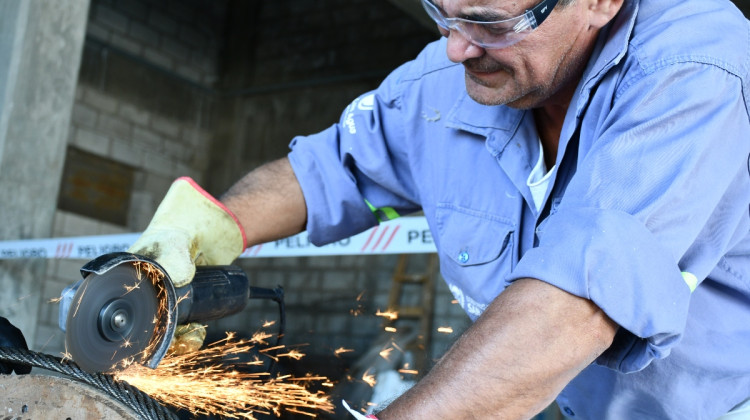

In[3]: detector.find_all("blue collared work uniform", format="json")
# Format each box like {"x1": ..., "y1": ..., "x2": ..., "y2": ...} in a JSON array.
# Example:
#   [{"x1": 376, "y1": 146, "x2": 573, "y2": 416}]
[{"x1": 288, "y1": 0, "x2": 750, "y2": 418}]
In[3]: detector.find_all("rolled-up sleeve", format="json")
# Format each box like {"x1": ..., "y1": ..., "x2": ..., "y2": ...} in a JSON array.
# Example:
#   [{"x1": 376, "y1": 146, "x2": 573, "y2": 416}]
[
  {"x1": 287, "y1": 65, "x2": 421, "y2": 246},
  {"x1": 510, "y1": 62, "x2": 750, "y2": 372}
]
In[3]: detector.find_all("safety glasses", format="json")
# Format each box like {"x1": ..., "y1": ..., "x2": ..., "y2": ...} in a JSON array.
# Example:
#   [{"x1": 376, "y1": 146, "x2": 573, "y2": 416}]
[{"x1": 421, "y1": 0, "x2": 560, "y2": 49}]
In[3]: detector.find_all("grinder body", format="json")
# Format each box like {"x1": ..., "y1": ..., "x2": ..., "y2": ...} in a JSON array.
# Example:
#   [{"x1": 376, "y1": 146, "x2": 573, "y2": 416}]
[{"x1": 175, "y1": 265, "x2": 249, "y2": 324}]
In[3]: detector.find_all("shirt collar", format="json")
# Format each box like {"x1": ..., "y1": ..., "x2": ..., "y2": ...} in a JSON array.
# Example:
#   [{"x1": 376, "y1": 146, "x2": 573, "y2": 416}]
[
  {"x1": 578, "y1": 0, "x2": 639, "y2": 102},
  {"x1": 445, "y1": 88, "x2": 525, "y2": 138}
]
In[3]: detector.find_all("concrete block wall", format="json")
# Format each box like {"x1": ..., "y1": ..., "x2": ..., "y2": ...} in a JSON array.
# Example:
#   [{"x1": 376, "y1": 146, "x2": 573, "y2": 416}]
[
  {"x1": 72, "y1": 0, "x2": 229, "y2": 221},
  {"x1": 85, "y1": 0, "x2": 228, "y2": 85},
  {"x1": 251, "y1": 0, "x2": 440, "y2": 86}
]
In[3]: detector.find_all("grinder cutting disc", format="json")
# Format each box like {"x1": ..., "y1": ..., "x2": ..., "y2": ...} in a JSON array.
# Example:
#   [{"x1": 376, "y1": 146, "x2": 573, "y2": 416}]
[{"x1": 65, "y1": 263, "x2": 160, "y2": 373}]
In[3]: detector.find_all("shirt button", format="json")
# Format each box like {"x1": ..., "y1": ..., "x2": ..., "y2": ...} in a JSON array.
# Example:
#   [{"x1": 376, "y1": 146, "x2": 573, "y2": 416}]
[
  {"x1": 458, "y1": 251, "x2": 469, "y2": 263},
  {"x1": 563, "y1": 406, "x2": 575, "y2": 417}
]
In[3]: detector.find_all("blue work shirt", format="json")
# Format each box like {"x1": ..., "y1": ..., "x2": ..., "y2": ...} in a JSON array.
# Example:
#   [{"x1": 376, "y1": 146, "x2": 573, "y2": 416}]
[{"x1": 288, "y1": 0, "x2": 750, "y2": 418}]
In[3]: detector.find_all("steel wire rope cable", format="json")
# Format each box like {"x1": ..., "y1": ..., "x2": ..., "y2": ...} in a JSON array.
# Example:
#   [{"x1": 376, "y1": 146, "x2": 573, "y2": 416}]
[{"x1": 0, "y1": 347, "x2": 178, "y2": 420}]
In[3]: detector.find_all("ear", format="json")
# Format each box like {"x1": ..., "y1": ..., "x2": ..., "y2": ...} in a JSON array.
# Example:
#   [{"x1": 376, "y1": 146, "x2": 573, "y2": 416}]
[{"x1": 587, "y1": 0, "x2": 625, "y2": 29}]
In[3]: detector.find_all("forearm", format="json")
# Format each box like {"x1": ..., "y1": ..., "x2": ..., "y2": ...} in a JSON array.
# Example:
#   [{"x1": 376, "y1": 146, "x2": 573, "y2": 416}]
[
  {"x1": 220, "y1": 157, "x2": 307, "y2": 246},
  {"x1": 379, "y1": 278, "x2": 618, "y2": 419}
]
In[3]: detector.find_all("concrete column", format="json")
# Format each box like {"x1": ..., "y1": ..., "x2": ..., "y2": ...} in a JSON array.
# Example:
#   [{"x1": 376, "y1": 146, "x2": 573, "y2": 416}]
[{"x1": 0, "y1": 0, "x2": 90, "y2": 346}]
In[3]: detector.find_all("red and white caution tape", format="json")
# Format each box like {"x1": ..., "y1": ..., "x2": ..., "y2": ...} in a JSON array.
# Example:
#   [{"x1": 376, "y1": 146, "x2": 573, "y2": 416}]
[
  {"x1": 0, "y1": 233, "x2": 141, "y2": 260},
  {"x1": 0, "y1": 217, "x2": 436, "y2": 260}
]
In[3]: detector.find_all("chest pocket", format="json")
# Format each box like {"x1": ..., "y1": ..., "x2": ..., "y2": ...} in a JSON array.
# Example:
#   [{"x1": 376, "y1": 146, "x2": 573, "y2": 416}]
[{"x1": 435, "y1": 204, "x2": 517, "y2": 310}]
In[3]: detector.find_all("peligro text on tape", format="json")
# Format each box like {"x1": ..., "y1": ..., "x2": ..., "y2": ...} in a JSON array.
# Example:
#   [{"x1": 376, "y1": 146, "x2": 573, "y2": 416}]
[{"x1": 0, "y1": 217, "x2": 436, "y2": 260}]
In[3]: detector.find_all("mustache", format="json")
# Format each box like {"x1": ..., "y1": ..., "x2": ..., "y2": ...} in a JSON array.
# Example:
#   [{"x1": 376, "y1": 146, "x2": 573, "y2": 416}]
[{"x1": 463, "y1": 57, "x2": 510, "y2": 74}]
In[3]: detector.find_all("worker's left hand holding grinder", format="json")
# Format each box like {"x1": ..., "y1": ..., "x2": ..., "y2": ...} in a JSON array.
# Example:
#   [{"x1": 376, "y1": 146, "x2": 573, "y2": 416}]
[{"x1": 128, "y1": 177, "x2": 246, "y2": 354}]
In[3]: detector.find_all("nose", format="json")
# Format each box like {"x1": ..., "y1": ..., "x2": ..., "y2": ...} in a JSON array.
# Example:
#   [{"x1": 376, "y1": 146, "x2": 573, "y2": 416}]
[{"x1": 445, "y1": 30, "x2": 484, "y2": 63}]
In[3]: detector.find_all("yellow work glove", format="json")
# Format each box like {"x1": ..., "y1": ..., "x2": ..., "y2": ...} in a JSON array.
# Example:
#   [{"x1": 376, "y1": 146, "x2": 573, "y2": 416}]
[{"x1": 128, "y1": 176, "x2": 246, "y2": 354}]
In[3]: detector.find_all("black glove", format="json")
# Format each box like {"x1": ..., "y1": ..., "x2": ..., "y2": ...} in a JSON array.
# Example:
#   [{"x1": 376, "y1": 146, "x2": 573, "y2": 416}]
[{"x1": 0, "y1": 317, "x2": 31, "y2": 374}]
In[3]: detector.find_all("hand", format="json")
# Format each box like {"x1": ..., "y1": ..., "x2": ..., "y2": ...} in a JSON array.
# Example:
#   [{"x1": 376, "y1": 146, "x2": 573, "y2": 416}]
[
  {"x1": 129, "y1": 177, "x2": 246, "y2": 288},
  {"x1": 169, "y1": 323, "x2": 207, "y2": 355},
  {"x1": 0, "y1": 317, "x2": 31, "y2": 374},
  {"x1": 128, "y1": 177, "x2": 246, "y2": 353}
]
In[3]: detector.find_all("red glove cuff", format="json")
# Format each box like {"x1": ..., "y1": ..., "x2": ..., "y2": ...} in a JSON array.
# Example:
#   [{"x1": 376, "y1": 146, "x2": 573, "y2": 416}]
[{"x1": 177, "y1": 176, "x2": 248, "y2": 249}]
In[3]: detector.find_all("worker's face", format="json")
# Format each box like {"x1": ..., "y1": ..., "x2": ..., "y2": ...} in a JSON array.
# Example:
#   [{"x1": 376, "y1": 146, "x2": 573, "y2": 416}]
[{"x1": 437, "y1": 0, "x2": 606, "y2": 108}]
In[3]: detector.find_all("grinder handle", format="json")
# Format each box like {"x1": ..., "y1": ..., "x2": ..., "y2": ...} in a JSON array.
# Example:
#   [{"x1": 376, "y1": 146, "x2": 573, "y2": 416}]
[{"x1": 175, "y1": 265, "x2": 249, "y2": 324}]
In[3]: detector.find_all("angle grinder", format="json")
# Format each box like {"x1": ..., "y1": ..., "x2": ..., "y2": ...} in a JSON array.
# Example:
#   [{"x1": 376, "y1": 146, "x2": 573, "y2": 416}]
[{"x1": 58, "y1": 252, "x2": 283, "y2": 373}]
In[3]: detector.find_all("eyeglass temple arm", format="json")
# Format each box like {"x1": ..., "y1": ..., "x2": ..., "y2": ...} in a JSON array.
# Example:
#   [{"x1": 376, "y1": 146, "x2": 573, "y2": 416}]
[{"x1": 529, "y1": 0, "x2": 560, "y2": 28}]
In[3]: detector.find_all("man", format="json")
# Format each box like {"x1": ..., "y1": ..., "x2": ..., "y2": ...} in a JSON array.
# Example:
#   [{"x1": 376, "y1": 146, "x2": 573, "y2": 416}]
[{"x1": 128, "y1": 0, "x2": 750, "y2": 418}]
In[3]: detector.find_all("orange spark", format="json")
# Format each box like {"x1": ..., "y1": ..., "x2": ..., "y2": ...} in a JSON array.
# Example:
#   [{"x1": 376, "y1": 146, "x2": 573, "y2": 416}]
[
  {"x1": 362, "y1": 369, "x2": 377, "y2": 388},
  {"x1": 175, "y1": 291, "x2": 190, "y2": 306},
  {"x1": 384, "y1": 327, "x2": 397, "y2": 333},
  {"x1": 262, "y1": 320, "x2": 276, "y2": 328},
  {"x1": 334, "y1": 347, "x2": 354, "y2": 357},
  {"x1": 277, "y1": 350, "x2": 305, "y2": 361},
  {"x1": 451, "y1": 299, "x2": 459, "y2": 304},
  {"x1": 398, "y1": 362, "x2": 418, "y2": 376},
  {"x1": 115, "y1": 334, "x2": 334, "y2": 419},
  {"x1": 350, "y1": 292, "x2": 367, "y2": 317},
  {"x1": 379, "y1": 347, "x2": 393, "y2": 361},
  {"x1": 39, "y1": 333, "x2": 58, "y2": 354},
  {"x1": 260, "y1": 345, "x2": 285, "y2": 354},
  {"x1": 123, "y1": 281, "x2": 141, "y2": 295},
  {"x1": 437, "y1": 326, "x2": 454, "y2": 334},
  {"x1": 375, "y1": 309, "x2": 398, "y2": 321},
  {"x1": 251, "y1": 331, "x2": 274, "y2": 345},
  {"x1": 71, "y1": 277, "x2": 90, "y2": 318},
  {"x1": 121, "y1": 260, "x2": 174, "y2": 369},
  {"x1": 259, "y1": 345, "x2": 288, "y2": 362}
]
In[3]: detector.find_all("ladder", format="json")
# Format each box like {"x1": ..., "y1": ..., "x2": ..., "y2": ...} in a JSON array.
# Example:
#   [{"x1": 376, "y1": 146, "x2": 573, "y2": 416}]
[{"x1": 383, "y1": 253, "x2": 438, "y2": 376}]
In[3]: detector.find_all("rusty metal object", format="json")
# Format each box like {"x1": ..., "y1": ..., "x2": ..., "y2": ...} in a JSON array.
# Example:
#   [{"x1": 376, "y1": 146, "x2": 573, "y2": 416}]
[{"x1": 0, "y1": 374, "x2": 139, "y2": 419}]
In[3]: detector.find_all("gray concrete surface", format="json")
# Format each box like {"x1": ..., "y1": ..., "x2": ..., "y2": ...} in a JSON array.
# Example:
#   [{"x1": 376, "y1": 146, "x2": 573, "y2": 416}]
[
  {"x1": 0, "y1": 374, "x2": 139, "y2": 419},
  {"x1": 0, "y1": 0, "x2": 90, "y2": 343}
]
